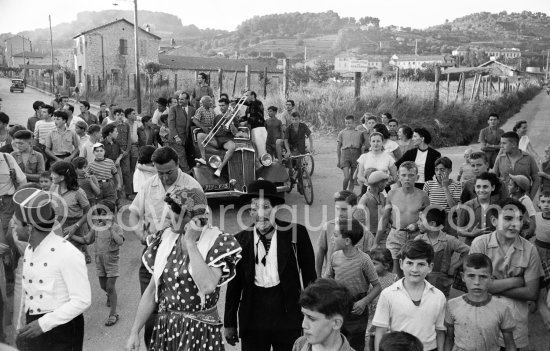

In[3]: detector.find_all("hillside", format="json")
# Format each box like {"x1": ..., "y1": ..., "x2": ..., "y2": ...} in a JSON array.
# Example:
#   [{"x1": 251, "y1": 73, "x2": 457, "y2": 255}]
[{"x1": 2, "y1": 10, "x2": 550, "y2": 67}]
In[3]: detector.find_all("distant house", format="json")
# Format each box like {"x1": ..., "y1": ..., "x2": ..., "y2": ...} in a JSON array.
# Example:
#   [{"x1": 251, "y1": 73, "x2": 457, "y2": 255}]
[
  {"x1": 452, "y1": 46, "x2": 469, "y2": 56},
  {"x1": 477, "y1": 60, "x2": 519, "y2": 77},
  {"x1": 73, "y1": 18, "x2": 161, "y2": 88},
  {"x1": 4, "y1": 35, "x2": 32, "y2": 67},
  {"x1": 485, "y1": 48, "x2": 521, "y2": 60},
  {"x1": 12, "y1": 51, "x2": 49, "y2": 67},
  {"x1": 390, "y1": 55, "x2": 444, "y2": 70},
  {"x1": 158, "y1": 55, "x2": 281, "y2": 92}
]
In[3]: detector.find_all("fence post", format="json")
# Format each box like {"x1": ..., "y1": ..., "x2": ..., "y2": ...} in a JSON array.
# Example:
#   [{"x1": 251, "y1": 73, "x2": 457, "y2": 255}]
[
  {"x1": 433, "y1": 65, "x2": 440, "y2": 108},
  {"x1": 244, "y1": 65, "x2": 250, "y2": 92},
  {"x1": 446, "y1": 73, "x2": 450, "y2": 104},
  {"x1": 127, "y1": 74, "x2": 130, "y2": 97},
  {"x1": 174, "y1": 74, "x2": 178, "y2": 92},
  {"x1": 282, "y1": 59, "x2": 289, "y2": 98},
  {"x1": 395, "y1": 67, "x2": 400, "y2": 99},
  {"x1": 218, "y1": 68, "x2": 223, "y2": 99},
  {"x1": 263, "y1": 67, "x2": 268, "y2": 99},
  {"x1": 232, "y1": 71, "x2": 238, "y2": 97},
  {"x1": 354, "y1": 72, "x2": 361, "y2": 98}
]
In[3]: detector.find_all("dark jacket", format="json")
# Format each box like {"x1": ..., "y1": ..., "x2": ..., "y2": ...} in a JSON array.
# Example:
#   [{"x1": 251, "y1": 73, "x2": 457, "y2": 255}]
[
  {"x1": 224, "y1": 219, "x2": 316, "y2": 338},
  {"x1": 137, "y1": 125, "x2": 160, "y2": 147},
  {"x1": 244, "y1": 100, "x2": 265, "y2": 129},
  {"x1": 168, "y1": 105, "x2": 196, "y2": 142},
  {"x1": 395, "y1": 147, "x2": 441, "y2": 183}
]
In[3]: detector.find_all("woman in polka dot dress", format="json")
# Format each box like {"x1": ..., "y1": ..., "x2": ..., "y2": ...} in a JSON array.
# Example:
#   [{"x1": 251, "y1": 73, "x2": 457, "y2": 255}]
[{"x1": 125, "y1": 188, "x2": 242, "y2": 351}]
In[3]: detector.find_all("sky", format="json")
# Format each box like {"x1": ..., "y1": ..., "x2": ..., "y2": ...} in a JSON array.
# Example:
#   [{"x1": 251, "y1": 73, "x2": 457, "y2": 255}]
[{"x1": 0, "y1": 0, "x2": 549, "y2": 34}]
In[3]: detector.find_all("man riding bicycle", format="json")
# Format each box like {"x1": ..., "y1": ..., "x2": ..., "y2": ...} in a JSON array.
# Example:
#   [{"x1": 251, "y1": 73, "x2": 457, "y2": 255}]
[{"x1": 282, "y1": 112, "x2": 315, "y2": 177}]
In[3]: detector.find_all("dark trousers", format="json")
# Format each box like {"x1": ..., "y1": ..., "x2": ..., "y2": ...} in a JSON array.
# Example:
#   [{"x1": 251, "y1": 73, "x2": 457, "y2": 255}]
[
  {"x1": 19, "y1": 313, "x2": 84, "y2": 351},
  {"x1": 119, "y1": 152, "x2": 132, "y2": 196},
  {"x1": 241, "y1": 285, "x2": 301, "y2": 351},
  {"x1": 139, "y1": 248, "x2": 157, "y2": 349}
]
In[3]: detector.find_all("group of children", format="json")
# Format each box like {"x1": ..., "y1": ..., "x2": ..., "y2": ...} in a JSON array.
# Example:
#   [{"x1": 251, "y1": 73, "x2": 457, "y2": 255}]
[{"x1": 309, "y1": 187, "x2": 539, "y2": 351}]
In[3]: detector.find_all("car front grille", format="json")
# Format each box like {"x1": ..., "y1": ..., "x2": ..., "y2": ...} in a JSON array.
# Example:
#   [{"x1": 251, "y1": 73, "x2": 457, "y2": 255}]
[{"x1": 228, "y1": 147, "x2": 255, "y2": 192}]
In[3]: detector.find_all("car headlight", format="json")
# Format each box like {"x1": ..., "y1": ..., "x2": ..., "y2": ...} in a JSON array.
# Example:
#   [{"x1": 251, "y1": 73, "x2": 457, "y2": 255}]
[
  {"x1": 208, "y1": 155, "x2": 222, "y2": 169},
  {"x1": 260, "y1": 153, "x2": 273, "y2": 167}
]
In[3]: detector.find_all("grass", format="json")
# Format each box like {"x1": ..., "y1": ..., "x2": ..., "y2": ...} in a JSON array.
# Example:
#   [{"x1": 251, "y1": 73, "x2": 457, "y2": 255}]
[{"x1": 68, "y1": 74, "x2": 542, "y2": 148}]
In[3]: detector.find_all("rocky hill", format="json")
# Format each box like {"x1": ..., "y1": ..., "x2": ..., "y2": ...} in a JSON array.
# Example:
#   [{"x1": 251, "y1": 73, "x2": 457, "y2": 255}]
[{"x1": 2, "y1": 10, "x2": 549, "y2": 66}]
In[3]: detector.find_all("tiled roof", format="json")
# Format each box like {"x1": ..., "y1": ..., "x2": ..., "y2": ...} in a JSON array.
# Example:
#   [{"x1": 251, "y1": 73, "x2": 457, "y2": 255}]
[
  {"x1": 73, "y1": 18, "x2": 161, "y2": 40},
  {"x1": 12, "y1": 51, "x2": 45, "y2": 58},
  {"x1": 159, "y1": 55, "x2": 281, "y2": 73}
]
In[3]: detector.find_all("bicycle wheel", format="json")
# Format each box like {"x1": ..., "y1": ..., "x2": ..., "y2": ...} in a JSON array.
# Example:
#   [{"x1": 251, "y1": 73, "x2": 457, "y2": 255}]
[
  {"x1": 302, "y1": 154, "x2": 314, "y2": 176},
  {"x1": 300, "y1": 167, "x2": 314, "y2": 205}
]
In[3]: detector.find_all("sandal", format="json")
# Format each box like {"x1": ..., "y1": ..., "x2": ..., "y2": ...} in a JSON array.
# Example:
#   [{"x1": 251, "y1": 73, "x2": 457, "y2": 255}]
[{"x1": 105, "y1": 314, "x2": 119, "y2": 326}]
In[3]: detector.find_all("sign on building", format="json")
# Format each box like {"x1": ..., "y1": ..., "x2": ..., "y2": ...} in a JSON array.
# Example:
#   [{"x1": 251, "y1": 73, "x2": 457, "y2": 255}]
[{"x1": 335, "y1": 58, "x2": 372, "y2": 72}]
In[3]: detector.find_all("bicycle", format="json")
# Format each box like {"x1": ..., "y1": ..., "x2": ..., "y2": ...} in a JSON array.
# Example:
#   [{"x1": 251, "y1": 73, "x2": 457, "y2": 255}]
[
  {"x1": 281, "y1": 147, "x2": 314, "y2": 176},
  {"x1": 285, "y1": 153, "x2": 314, "y2": 205}
]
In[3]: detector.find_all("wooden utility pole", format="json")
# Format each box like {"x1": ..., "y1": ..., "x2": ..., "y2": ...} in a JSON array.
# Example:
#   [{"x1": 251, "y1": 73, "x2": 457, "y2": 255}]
[
  {"x1": 354, "y1": 72, "x2": 361, "y2": 98},
  {"x1": 133, "y1": 0, "x2": 141, "y2": 113},
  {"x1": 49, "y1": 15, "x2": 55, "y2": 93}
]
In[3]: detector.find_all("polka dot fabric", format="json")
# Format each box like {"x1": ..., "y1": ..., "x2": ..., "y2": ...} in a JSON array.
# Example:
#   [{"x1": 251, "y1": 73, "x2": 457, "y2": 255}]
[{"x1": 143, "y1": 232, "x2": 241, "y2": 351}]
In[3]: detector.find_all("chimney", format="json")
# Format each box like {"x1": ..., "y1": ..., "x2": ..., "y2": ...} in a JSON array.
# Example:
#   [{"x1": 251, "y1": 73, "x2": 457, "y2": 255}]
[{"x1": 145, "y1": 24, "x2": 150, "y2": 33}]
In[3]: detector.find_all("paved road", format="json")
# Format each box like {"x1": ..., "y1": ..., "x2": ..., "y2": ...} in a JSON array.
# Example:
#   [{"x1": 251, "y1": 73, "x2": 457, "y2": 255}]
[{"x1": 0, "y1": 78, "x2": 548, "y2": 350}]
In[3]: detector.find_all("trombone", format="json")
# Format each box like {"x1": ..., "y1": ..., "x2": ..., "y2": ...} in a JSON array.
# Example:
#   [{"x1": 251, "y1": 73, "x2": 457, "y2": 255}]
[{"x1": 201, "y1": 95, "x2": 248, "y2": 147}]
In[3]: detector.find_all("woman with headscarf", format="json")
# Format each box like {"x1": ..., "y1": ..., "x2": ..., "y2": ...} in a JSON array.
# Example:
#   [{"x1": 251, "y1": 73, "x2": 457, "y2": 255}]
[{"x1": 125, "y1": 188, "x2": 242, "y2": 351}]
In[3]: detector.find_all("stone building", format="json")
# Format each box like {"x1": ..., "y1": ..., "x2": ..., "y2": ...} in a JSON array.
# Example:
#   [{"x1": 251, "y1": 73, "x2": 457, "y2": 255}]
[
  {"x1": 4, "y1": 35, "x2": 32, "y2": 67},
  {"x1": 12, "y1": 51, "x2": 49, "y2": 67},
  {"x1": 73, "y1": 18, "x2": 161, "y2": 90}
]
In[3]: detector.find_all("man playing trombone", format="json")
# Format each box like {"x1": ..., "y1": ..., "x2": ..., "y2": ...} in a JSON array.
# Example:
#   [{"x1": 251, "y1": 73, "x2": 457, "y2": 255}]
[{"x1": 196, "y1": 98, "x2": 239, "y2": 177}]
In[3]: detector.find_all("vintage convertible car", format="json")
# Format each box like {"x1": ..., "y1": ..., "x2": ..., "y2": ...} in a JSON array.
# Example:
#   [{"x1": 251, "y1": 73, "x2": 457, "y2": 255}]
[{"x1": 191, "y1": 127, "x2": 290, "y2": 199}]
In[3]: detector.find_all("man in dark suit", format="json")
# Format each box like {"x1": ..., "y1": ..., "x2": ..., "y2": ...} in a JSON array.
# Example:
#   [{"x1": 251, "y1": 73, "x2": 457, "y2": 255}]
[
  {"x1": 168, "y1": 92, "x2": 196, "y2": 172},
  {"x1": 224, "y1": 180, "x2": 316, "y2": 351}
]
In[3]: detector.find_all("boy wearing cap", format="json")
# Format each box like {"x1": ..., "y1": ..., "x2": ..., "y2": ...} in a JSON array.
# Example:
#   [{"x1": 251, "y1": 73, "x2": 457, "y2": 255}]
[
  {"x1": 358, "y1": 170, "x2": 389, "y2": 238},
  {"x1": 11, "y1": 130, "x2": 45, "y2": 183},
  {"x1": 508, "y1": 174, "x2": 536, "y2": 239},
  {"x1": 13, "y1": 188, "x2": 91, "y2": 350},
  {"x1": 75, "y1": 120, "x2": 89, "y2": 148},
  {"x1": 87, "y1": 143, "x2": 120, "y2": 212}
]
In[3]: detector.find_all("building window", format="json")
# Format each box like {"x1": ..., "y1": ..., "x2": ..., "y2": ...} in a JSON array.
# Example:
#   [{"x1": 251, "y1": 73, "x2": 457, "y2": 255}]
[
  {"x1": 119, "y1": 39, "x2": 128, "y2": 55},
  {"x1": 79, "y1": 38, "x2": 84, "y2": 54}
]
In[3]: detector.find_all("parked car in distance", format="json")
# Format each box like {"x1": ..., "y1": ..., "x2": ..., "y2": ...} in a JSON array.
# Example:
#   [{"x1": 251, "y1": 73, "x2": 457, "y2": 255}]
[{"x1": 10, "y1": 79, "x2": 25, "y2": 93}]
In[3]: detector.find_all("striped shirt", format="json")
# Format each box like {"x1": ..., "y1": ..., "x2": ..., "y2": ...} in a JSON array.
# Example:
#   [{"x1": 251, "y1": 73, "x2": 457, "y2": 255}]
[
  {"x1": 324, "y1": 249, "x2": 379, "y2": 297},
  {"x1": 87, "y1": 158, "x2": 117, "y2": 181},
  {"x1": 34, "y1": 120, "x2": 56, "y2": 145},
  {"x1": 423, "y1": 179, "x2": 462, "y2": 211}
]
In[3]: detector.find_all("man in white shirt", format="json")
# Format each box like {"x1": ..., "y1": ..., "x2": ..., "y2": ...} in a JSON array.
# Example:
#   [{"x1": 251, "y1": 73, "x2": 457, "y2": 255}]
[
  {"x1": 13, "y1": 187, "x2": 91, "y2": 351},
  {"x1": 128, "y1": 146, "x2": 202, "y2": 348},
  {"x1": 151, "y1": 97, "x2": 168, "y2": 126},
  {"x1": 62, "y1": 104, "x2": 85, "y2": 132},
  {"x1": 224, "y1": 180, "x2": 316, "y2": 351}
]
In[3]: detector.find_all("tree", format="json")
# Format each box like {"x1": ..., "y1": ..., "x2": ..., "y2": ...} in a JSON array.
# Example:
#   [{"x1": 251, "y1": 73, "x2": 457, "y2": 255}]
[{"x1": 309, "y1": 61, "x2": 334, "y2": 83}]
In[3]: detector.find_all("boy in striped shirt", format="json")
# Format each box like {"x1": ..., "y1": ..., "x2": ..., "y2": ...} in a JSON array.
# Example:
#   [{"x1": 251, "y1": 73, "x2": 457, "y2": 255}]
[
  {"x1": 323, "y1": 218, "x2": 381, "y2": 351},
  {"x1": 87, "y1": 143, "x2": 121, "y2": 212}
]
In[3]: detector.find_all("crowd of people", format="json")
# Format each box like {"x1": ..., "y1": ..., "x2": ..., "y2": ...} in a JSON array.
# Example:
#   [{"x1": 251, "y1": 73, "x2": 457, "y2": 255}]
[{"x1": 0, "y1": 72, "x2": 548, "y2": 351}]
